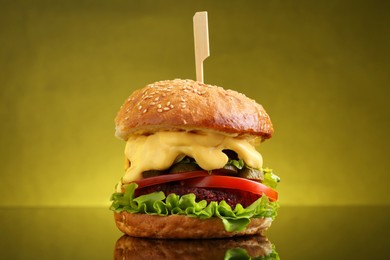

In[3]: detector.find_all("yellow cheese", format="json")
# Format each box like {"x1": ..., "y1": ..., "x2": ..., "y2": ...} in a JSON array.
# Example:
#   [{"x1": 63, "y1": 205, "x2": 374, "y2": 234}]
[{"x1": 116, "y1": 131, "x2": 263, "y2": 192}]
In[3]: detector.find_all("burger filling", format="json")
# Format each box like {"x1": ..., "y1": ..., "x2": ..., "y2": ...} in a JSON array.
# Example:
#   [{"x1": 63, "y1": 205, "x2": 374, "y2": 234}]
[
  {"x1": 110, "y1": 130, "x2": 280, "y2": 232},
  {"x1": 134, "y1": 154, "x2": 277, "y2": 208},
  {"x1": 116, "y1": 131, "x2": 264, "y2": 192}
]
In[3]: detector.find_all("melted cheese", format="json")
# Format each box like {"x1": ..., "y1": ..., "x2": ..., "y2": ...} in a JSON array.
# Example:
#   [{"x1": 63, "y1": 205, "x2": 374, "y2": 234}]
[{"x1": 116, "y1": 131, "x2": 263, "y2": 192}]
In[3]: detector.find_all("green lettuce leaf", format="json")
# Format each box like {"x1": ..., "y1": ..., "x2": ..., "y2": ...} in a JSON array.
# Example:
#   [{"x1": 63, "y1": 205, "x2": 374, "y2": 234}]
[
  {"x1": 110, "y1": 183, "x2": 279, "y2": 232},
  {"x1": 224, "y1": 248, "x2": 251, "y2": 260},
  {"x1": 262, "y1": 168, "x2": 280, "y2": 189},
  {"x1": 224, "y1": 244, "x2": 280, "y2": 260}
]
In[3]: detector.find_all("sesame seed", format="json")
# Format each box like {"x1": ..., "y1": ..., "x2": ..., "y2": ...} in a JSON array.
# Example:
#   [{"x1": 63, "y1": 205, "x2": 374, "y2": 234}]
[
  {"x1": 157, "y1": 109, "x2": 163, "y2": 112},
  {"x1": 138, "y1": 105, "x2": 142, "y2": 110},
  {"x1": 163, "y1": 107, "x2": 170, "y2": 111},
  {"x1": 167, "y1": 101, "x2": 171, "y2": 106},
  {"x1": 142, "y1": 108, "x2": 147, "y2": 113},
  {"x1": 157, "y1": 104, "x2": 162, "y2": 108},
  {"x1": 154, "y1": 97, "x2": 159, "y2": 101},
  {"x1": 170, "y1": 104, "x2": 174, "y2": 108}
]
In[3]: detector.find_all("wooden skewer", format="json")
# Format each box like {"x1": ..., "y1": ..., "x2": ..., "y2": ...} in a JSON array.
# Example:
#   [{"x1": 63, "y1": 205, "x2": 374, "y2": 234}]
[{"x1": 193, "y1": 11, "x2": 210, "y2": 83}]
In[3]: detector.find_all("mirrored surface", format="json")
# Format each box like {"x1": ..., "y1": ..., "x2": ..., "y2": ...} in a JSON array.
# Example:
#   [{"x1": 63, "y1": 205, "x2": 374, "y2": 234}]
[
  {"x1": 114, "y1": 235, "x2": 277, "y2": 259},
  {"x1": 0, "y1": 206, "x2": 388, "y2": 259}
]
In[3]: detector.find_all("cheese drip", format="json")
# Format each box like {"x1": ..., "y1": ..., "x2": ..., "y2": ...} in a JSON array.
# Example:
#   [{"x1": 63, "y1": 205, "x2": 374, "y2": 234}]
[{"x1": 116, "y1": 131, "x2": 263, "y2": 192}]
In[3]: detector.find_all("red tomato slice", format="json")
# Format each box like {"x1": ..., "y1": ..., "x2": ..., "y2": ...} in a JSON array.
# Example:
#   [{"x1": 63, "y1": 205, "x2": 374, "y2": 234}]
[
  {"x1": 133, "y1": 171, "x2": 209, "y2": 189},
  {"x1": 184, "y1": 175, "x2": 278, "y2": 202}
]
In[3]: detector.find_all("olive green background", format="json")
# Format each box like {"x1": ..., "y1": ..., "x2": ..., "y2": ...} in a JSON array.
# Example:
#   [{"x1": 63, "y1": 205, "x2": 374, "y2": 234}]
[{"x1": 0, "y1": 0, "x2": 388, "y2": 207}]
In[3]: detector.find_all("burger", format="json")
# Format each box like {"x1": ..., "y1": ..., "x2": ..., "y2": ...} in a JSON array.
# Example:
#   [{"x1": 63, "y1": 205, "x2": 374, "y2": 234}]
[
  {"x1": 114, "y1": 235, "x2": 279, "y2": 260},
  {"x1": 110, "y1": 79, "x2": 280, "y2": 238}
]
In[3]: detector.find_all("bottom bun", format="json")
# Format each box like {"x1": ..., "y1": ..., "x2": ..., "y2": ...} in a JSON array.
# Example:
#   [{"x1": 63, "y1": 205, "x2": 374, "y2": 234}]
[{"x1": 114, "y1": 212, "x2": 272, "y2": 239}]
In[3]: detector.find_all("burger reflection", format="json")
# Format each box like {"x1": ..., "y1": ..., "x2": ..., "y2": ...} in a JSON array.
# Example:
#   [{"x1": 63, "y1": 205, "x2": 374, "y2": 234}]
[{"x1": 114, "y1": 235, "x2": 279, "y2": 260}]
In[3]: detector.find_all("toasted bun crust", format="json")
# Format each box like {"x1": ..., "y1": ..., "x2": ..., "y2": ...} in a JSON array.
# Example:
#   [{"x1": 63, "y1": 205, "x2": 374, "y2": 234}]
[
  {"x1": 114, "y1": 212, "x2": 272, "y2": 239},
  {"x1": 114, "y1": 234, "x2": 273, "y2": 259},
  {"x1": 115, "y1": 79, "x2": 273, "y2": 141}
]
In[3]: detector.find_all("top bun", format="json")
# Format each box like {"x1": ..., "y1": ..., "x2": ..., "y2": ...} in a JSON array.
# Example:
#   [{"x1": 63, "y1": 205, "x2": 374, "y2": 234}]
[{"x1": 115, "y1": 79, "x2": 273, "y2": 141}]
